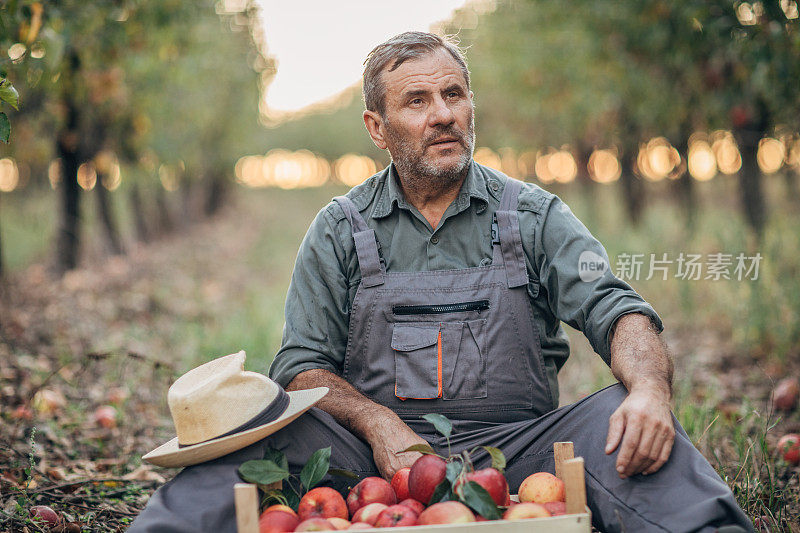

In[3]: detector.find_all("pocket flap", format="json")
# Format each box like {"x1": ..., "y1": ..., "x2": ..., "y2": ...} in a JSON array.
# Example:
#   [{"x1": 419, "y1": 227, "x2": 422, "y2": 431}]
[{"x1": 391, "y1": 324, "x2": 440, "y2": 351}]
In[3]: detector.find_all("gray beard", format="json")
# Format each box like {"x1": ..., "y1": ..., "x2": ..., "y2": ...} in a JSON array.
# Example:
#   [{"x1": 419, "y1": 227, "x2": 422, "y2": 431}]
[{"x1": 386, "y1": 113, "x2": 476, "y2": 197}]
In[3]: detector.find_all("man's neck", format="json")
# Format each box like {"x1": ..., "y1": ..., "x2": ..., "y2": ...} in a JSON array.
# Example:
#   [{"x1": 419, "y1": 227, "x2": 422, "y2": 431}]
[{"x1": 395, "y1": 170, "x2": 466, "y2": 230}]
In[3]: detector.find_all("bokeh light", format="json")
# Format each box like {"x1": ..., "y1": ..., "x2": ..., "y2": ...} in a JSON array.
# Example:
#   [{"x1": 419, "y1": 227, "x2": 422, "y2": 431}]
[
  {"x1": 638, "y1": 137, "x2": 680, "y2": 181},
  {"x1": 77, "y1": 162, "x2": 97, "y2": 190},
  {"x1": 473, "y1": 147, "x2": 501, "y2": 170},
  {"x1": 0, "y1": 158, "x2": 19, "y2": 192},
  {"x1": 710, "y1": 131, "x2": 742, "y2": 175},
  {"x1": 334, "y1": 154, "x2": 377, "y2": 187},
  {"x1": 588, "y1": 149, "x2": 621, "y2": 184},
  {"x1": 687, "y1": 133, "x2": 717, "y2": 181},
  {"x1": 757, "y1": 137, "x2": 785, "y2": 174}
]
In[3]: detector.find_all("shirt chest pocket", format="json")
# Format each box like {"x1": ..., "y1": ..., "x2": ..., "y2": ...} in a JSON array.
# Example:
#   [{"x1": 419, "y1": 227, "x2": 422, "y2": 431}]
[{"x1": 391, "y1": 320, "x2": 488, "y2": 401}]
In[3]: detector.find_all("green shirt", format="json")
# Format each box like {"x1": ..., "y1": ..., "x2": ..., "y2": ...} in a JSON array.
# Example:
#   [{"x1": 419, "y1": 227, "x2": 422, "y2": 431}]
[{"x1": 269, "y1": 161, "x2": 662, "y2": 406}]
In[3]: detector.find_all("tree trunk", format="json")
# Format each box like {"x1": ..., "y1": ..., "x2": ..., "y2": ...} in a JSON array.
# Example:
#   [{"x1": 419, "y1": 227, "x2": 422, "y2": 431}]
[
  {"x1": 204, "y1": 172, "x2": 228, "y2": 217},
  {"x1": 155, "y1": 185, "x2": 174, "y2": 235},
  {"x1": 129, "y1": 182, "x2": 150, "y2": 243},
  {"x1": 620, "y1": 149, "x2": 644, "y2": 225},
  {"x1": 735, "y1": 129, "x2": 766, "y2": 237},
  {"x1": 95, "y1": 175, "x2": 124, "y2": 255},
  {"x1": 55, "y1": 51, "x2": 82, "y2": 274}
]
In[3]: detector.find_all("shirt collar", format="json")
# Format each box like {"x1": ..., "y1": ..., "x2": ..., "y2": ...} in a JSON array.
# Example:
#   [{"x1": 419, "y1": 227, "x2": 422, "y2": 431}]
[{"x1": 371, "y1": 161, "x2": 490, "y2": 219}]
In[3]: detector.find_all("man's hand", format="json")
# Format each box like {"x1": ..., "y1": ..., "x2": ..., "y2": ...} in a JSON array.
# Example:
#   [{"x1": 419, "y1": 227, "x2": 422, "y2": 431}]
[
  {"x1": 607, "y1": 313, "x2": 675, "y2": 478},
  {"x1": 363, "y1": 414, "x2": 429, "y2": 479},
  {"x1": 287, "y1": 369, "x2": 429, "y2": 480},
  {"x1": 605, "y1": 385, "x2": 675, "y2": 478}
]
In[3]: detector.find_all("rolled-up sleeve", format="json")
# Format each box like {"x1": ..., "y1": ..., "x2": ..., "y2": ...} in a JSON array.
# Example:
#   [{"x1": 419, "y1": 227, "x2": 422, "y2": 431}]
[
  {"x1": 268, "y1": 205, "x2": 351, "y2": 388},
  {"x1": 534, "y1": 197, "x2": 663, "y2": 364}
]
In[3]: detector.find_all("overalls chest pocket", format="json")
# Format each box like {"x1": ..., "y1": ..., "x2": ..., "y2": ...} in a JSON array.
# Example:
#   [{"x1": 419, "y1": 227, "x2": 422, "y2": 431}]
[{"x1": 390, "y1": 306, "x2": 489, "y2": 401}]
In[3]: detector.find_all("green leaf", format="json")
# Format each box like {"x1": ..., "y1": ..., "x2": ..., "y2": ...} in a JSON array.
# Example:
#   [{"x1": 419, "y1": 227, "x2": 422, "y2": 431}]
[
  {"x1": 427, "y1": 478, "x2": 452, "y2": 505},
  {"x1": 283, "y1": 485, "x2": 301, "y2": 511},
  {"x1": 422, "y1": 413, "x2": 452, "y2": 439},
  {"x1": 0, "y1": 79, "x2": 19, "y2": 110},
  {"x1": 263, "y1": 446, "x2": 288, "y2": 472},
  {"x1": 238, "y1": 460, "x2": 290, "y2": 486},
  {"x1": 445, "y1": 460, "x2": 464, "y2": 485},
  {"x1": 459, "y1": 481, "x2": 502, "y2": 520},
  {"x1": 299, "y1": 446, "x2": 331, "y2": 491},
  {"x1": 482, "y1": 446, "x2": 507, "y2": 473},
  {"x1": 328, "y1": 468, "x2": 360, "y2": 481},
  {"x1": 0, "y1": 112, "x2": 8, "y2": 143},
  {"x1": 399, "y1": 443, "x2": 437, "y2": 456}
]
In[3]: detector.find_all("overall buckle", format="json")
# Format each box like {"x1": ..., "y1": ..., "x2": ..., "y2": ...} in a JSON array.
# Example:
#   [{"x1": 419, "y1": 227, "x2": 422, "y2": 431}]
[{"x1": 491, "y1": 213, "x2": 500, "y2": 245}]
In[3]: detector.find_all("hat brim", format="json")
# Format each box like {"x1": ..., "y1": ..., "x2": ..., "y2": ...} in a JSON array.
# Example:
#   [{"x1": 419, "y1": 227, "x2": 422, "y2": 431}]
[{"x1": 142, "y1": 387, "x2": 328, "y2": 468}]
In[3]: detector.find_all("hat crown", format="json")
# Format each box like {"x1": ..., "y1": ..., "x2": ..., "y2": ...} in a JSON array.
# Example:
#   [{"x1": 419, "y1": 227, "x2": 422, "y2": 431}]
[{"x1": 168, "y1": 351, "x2": 275, "y2": 446}]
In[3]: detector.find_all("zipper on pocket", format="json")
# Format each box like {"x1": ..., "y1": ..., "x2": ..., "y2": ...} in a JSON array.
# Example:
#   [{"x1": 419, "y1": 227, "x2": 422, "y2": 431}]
[{"x1": 392, "y1": 299, "x2": 490, "y2": 315}]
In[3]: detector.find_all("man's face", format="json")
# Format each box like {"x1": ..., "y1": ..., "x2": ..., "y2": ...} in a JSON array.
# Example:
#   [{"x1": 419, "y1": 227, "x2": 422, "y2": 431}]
[{"x1": 376, "y1": 48, "x2": 475, "y2": 183}]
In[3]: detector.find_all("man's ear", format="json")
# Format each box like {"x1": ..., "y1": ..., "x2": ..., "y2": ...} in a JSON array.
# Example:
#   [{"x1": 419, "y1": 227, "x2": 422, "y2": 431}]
[{"x1": 363, "y1": 110, "x2": 388, "y2": 150}]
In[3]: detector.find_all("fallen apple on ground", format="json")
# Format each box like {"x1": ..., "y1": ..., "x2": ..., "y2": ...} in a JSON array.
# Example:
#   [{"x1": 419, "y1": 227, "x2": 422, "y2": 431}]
[
  {"x1": 772, "y1": 378, "x2": 799, "y2": 411},
  {"x1": 29, "y1": 505, "x2": 61, "y2": 528},
  {"x1": 777, "y1": 433, "x2": 800, "y2": 465}
]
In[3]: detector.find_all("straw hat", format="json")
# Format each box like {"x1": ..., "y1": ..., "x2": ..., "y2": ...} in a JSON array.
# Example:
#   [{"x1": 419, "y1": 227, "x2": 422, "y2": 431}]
[{"x1": 143, "y1": 351, "x2": 327, "y2": 468}]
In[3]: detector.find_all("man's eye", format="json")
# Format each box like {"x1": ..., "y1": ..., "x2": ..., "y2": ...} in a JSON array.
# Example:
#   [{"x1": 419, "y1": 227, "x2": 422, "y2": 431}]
[{"x1": 409, "y1": 98, "x2": 423, "y2": 105}]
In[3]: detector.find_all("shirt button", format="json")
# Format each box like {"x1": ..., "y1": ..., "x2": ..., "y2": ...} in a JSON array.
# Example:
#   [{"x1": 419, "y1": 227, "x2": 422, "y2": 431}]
[
  {"x1": 489, "y1": 181, "x2": 499, "y2": 192},
  {"x1": 431, "y1": 236, "x2": 440, "y2": 244}
]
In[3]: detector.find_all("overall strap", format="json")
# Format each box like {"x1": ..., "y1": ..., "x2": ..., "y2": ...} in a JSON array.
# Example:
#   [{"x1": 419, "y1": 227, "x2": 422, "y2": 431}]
[
  {"x1": 491, "y1": 179, "x2": 528, "y2": 288},
  {"x1": 333, "y1": 196, "x2": 385, "y2": 288}
]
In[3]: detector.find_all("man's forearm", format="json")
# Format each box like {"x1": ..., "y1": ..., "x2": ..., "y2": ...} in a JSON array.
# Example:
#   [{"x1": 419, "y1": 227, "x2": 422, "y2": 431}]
[
  {"x1": 287, "y1": 369, "x2": 397, "y2": 443},
  {"x1": 609, "y1": 312, "x2": 673, "y2": 399}
]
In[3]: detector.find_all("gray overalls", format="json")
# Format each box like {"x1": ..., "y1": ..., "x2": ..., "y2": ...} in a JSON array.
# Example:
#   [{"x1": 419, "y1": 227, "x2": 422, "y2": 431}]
[{"x1": 129, "y1": 178, "x2": 752, "y2": 533}]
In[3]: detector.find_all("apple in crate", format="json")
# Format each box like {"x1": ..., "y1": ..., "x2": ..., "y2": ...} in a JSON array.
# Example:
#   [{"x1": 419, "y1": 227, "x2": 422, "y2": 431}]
[
  {"x1": 391, "y1": 467, "x2": 411, "y2": 500},
  {"x1": 398, "y1": 498, "x2": 425, "y2": 515},
  {"x1": 544, "y1": 501, "x2": 567, "y2": 516},
  {"x1": 297, "y1": 487, "x2": 348, "y2": 521},
  {"x1": 374, "y1": 504, "x2": 419, "y2": 527},
  {"x1": 351, "y1": 502, "x2": 388, "y2": 525},
  {"x1": 258, "y1": 508, "x2": 300, "y2": 533},
  {"x1": 503, "y1": 502, "x2": 551, "y2": 520},
  {"x1": 455, "y1": 467, "x2": 510, "y2": 506},
  {"x1": 408, "y1": 454, "x2": 447, "y2": 504},
  {"x1": 518, "y1": 472, "x2": 565, "y2": 504},
  {"x1": 295, "y1": 517, "x2": 336, "y2": 531},
  {"x1": 327, "y1": 517, "x2": 352, "y2": 530},
  {"x1": 347, "y1": 476, "x2": 396, "y2": 515},
  {"x1": 418, "y1": 501, "x2": 475, "y2": 525}
]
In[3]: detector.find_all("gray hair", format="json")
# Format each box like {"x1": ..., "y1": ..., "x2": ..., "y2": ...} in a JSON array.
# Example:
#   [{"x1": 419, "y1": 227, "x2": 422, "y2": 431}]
[{"x1": 362, "y1": 31, "x2": 470, "y2": 116}]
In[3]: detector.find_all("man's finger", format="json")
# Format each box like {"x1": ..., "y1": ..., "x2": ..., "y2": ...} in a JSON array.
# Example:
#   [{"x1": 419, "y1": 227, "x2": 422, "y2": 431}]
[
  {"x1": 615, "y1": 417, "x2": 642, "y2": 478},
  {"x1": 605, "y1": 412, "x2": 625, "y2": 454},
  {"x1": 643, "y1": 429, "x2": 675, "y2": 475},
  {"x1": 626, "y1": 425, "x2": 659, "y2": 476}
]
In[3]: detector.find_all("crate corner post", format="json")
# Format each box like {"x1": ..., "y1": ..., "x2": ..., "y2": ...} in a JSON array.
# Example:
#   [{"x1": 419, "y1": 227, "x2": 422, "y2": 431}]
[{"x1": 234, "y1": 482, "x2": 260, "y2": 533}]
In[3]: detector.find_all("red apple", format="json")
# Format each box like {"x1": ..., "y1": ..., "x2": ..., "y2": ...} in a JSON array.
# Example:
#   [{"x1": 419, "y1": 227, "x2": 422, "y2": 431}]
[
  {"x1": 259, "y1": 509, "x2": 300, "y2": 533},
  {"x1": 543, "y1": 501, "x2": 567, "y2": 516},
  {"x1": 518, "y1": 472, "x2": 565, "y2": 504},
  {"x1": 11, "y1": 405, "x2": 33, "y2": 421},
  {"x1": 408, "y1": 455, "x2": 447, "y2": 505},
  {"x1": 93, "y1": 405, "x2": 117, "y2": 429},
  {"x1": 398, "y1": 498, "x2": 424, "y2": 515},
  {"x1": 374, "y1": 504, "x2": 419, "y2": 527},
  {"x1": 456, "y1": 467, "x2": 510, "y2": 506},
  {"x1": 347, "y1": 523, "x2": 373, "y2": 530},
  {"x1": 262, "y1": 504, "x2": 297, "y2": 517},
  {"x1": 417, "y1": 501, "x2": 475, "y2": 525},
  {"x1": 346, "y1": 476, "x2": 396, "y2": 516},
  {"x1": 350, "y1": 502, "x2": 387, "y2": 525},
  {"x1": 298, "y1": 487, "x2": 348, "y2": 521},
  {"x1": 503, "y1": 502, "x2": 551, "y2": 520},
  {"x1": 777, "y1": 433, "x2": 800, "y2": 465},
  {"x1": 295, "y1": 517, "x2": 336, "y2": 531},
  {"x1": 30, "y1": 505, "x2": 61, "y2": 528},
  {"x1": 772, "y1": 378, "x2": 799, "y2": 411},
  {"x1": 391, "y1": 467, "x2": 411, "y2": 501},
  {"x1": 327, "y1": 517, "x2": 351, "y2": 530}
]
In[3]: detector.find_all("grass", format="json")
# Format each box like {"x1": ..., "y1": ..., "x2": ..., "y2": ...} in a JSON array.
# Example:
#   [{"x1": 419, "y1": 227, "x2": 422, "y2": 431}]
[{"x1": 3, "y1": 173, "x2": 799, "y2": 529}]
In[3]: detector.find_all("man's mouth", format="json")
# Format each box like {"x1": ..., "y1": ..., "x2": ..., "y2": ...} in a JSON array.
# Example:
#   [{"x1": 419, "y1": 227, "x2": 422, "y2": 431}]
[{"x1": 429, "y1": 136, "x2": 460, "y2": 147}]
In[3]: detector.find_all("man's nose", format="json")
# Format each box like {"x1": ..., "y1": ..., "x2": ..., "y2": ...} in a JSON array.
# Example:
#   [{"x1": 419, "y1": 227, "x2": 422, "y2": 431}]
[{"x1": 428, "y1": 95, "x2": 456, "y2": 127}]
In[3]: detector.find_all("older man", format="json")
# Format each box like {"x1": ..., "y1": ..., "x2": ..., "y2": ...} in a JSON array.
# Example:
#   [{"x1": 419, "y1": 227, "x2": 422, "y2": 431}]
[{"x1": 130, "y1": 32, "x2": 751, "y2": 532}]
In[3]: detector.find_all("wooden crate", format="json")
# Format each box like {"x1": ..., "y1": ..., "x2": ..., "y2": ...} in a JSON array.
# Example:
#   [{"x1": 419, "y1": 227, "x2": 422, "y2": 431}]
[{"x1": 235, "y1": 441, "x2": 592, "y2": 533}]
